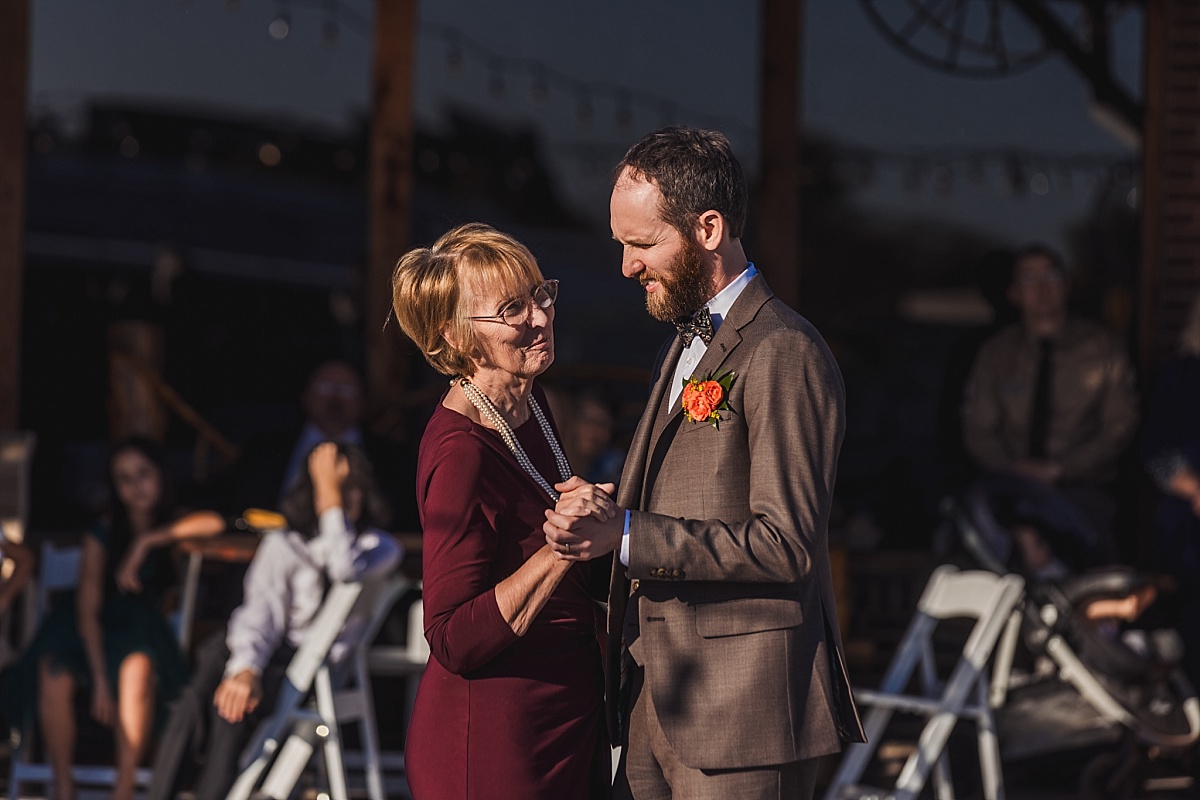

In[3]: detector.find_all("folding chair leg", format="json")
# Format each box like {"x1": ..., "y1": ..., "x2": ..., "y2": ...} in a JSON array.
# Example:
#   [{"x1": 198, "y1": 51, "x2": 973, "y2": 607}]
[
  {"x1": 259, "y1": 725, "x2": 318, "y2": 800},
  {"x1": 975, "y1": 678, "x2": 1005, "y2": 800},
  {"x1": 352, "y1": 659, "x2": 386, "y2": 800},
  {"x1": 314, "y1": 668, "x2": 349, "y2": 800},
  {"x1": 933, "y1": 751, "x2": 955, "y2": 800},
  {"x1": 822, "y1": 705, "x2": 894, "y2": 798}
]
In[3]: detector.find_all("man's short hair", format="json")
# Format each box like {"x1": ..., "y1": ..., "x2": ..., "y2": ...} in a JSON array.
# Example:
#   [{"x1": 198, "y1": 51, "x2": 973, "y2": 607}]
[
  {"x1": 615, "y1": 127, "x2": 748, "y2": 240},
  {"x1": 1014, "y1": 243, "x2": 1067, "y2": 275}
]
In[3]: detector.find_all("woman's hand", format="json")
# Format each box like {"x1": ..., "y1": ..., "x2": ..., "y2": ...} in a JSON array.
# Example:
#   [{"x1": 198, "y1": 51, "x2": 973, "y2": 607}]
[
  {"x1": 553, "y1": 477, "x2": 617, "y2": 522},
  {"x1": 90, "y1": 676, "x2": 116, "y2": 726},
  {"x1": 116, "y1": 539, "x2": 149, "y2": 593},
  {"x1": 213, "y1": 669, "x2": 263, "y2": 724}
]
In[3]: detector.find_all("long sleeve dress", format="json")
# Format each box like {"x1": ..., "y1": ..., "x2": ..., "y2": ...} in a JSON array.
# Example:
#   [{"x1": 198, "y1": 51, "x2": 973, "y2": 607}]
[{"x1": 404, "y1": 393, "x2": 608, "y2": 800}]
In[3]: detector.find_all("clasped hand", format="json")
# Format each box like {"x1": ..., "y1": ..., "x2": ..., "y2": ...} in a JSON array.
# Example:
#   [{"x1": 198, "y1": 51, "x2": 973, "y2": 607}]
[{"x1": 543, "y1": 476, "x2": 623, "y2": 561}]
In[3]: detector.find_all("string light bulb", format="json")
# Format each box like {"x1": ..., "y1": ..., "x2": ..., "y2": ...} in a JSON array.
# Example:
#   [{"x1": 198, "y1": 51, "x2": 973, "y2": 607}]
[{"x1": 269, "y1": 11, "x2": 290, "y2": 40}]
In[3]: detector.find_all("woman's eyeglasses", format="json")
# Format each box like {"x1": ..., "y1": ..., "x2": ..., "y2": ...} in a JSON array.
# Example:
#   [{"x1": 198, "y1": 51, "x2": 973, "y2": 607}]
[{"x1": 469, "y1": 279, "x2": 559, "y2": 326}]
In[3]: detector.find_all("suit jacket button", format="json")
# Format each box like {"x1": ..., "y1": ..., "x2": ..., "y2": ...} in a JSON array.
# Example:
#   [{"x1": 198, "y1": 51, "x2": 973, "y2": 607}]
[{"x1": 671, "y1": 569, "x2": 681, "y2": 578}]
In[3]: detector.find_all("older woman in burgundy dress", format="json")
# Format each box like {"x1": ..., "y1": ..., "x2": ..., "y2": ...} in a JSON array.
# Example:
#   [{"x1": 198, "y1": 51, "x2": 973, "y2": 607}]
[{"x1": 391, "y1": 223, "x2": 613, "y2": 800}]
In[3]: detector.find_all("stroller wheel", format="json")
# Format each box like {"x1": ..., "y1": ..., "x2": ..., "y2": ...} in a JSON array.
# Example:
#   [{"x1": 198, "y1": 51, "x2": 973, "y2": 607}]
[{"x1": 1079, "y1": 750, "x2": 1142, "y2": 800}]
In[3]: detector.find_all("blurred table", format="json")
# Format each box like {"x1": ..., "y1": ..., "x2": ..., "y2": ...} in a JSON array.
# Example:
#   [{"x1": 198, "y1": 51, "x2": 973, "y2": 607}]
[{"x1": 176, "y1": 533, "x2": 260, "y2": 651}]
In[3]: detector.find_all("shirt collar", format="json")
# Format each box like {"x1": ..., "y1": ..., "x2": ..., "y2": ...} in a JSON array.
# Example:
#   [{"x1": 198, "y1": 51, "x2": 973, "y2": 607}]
[{"x1": 705, "y1": 263, "x2": 757, "y2": 331}]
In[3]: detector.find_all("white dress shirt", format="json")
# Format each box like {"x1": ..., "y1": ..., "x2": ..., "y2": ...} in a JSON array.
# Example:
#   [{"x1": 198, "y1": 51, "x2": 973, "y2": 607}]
[{"x1": 223, "y1": 508, "x2": 402, "y2": 677}]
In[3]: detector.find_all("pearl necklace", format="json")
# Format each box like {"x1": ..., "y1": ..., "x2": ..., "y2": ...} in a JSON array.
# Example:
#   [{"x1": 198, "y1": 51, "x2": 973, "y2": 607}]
[{"x1": 456, "y1": 377, "x2": 572, "y2": 502}]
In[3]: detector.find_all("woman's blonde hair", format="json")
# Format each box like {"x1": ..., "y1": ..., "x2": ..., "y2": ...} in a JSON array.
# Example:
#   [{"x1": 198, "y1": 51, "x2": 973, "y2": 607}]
[{"x1": 390, "y1": 223, "x2": 544, "y2": 377}]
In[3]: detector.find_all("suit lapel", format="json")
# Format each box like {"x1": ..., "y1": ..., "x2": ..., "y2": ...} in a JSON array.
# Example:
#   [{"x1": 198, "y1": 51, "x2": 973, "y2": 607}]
[
  {"x1": 617, "y1": 334, "x2": 684, "y2": 511},
  {"x1": 659, "y1": 273, "x2": 773, "y2": 429}
]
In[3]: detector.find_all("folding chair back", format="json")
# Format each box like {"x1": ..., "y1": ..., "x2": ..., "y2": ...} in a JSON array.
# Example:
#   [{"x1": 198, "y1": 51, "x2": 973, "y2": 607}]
[
  {"x1": 226, "y1": 574, "x2": 413, "y2": 800},
  {"x1": 824, "y1": 565, "x2": 1025, "y2": 800}
]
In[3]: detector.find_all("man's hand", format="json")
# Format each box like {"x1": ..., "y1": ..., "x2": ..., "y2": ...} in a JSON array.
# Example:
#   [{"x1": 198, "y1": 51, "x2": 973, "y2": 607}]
[
  {"x1": 554, "y1": 476, "x2": 617, "y2": 521},
  {"x1": 214, "y1": 669, "x2": 263, "y2": 723},
  {"x1": 544, "y1": 477, "x2": 623, "y2": 561}
]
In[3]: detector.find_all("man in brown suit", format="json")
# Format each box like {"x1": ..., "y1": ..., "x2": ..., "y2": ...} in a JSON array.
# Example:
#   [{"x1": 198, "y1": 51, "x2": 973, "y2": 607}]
[{"x1": 544, "y1": 127, "x2": 863, "y2": 799}]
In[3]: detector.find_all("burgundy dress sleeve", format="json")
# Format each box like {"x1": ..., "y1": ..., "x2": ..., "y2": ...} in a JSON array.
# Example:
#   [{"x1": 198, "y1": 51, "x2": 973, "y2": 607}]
[{"x1": 419, "y1": 426, "x2": 520, "y2": 674}]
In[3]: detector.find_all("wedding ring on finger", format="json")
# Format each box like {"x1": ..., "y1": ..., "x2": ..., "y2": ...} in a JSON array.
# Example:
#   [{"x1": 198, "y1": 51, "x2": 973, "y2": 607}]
[{"x1": 565, "y1": 542, "x2": 571, "y2": 555}]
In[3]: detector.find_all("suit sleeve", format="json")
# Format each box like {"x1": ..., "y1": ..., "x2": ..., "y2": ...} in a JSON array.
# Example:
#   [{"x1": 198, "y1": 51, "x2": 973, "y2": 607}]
[
  {"x1": 961, "y1": 338, "x2": 1014, "y2": 473},
  {"x1": 1056, "y1": 335, "x2": 1139, "y2": 482},
  {"x1": 628, "y1": 325, "x2": 844, "y2": 583},
  {"x1": 419, "y1": 431, "x2": 520, "y2": 674}
]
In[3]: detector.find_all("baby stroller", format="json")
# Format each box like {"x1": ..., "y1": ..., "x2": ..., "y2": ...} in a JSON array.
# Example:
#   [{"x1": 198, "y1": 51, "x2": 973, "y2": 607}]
[{"x1": 945, "y1": 472, "x2": 1200, "y2": 798}]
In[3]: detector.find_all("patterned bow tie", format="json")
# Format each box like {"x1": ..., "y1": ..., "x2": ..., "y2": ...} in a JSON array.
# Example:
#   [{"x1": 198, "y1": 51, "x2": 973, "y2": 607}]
[{"x1": 675, "y1": 306, "x2": 715, "y2": 347}]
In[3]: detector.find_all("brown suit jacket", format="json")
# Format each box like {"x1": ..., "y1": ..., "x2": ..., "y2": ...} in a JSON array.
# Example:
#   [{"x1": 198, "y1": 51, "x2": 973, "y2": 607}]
[{"x1": 606, "y1": 273, "x2": 865, "y2": 770}]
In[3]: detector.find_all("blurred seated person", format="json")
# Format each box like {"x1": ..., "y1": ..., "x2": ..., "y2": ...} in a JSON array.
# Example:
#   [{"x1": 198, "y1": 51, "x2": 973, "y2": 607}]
[
  {"x1": 565, "y1": 388, "x2": 626, "y2": 488},
  {"x1": 0, "y1": 526, "x2": 35, "y2": 668},
  {"x1": 961, "y1": 244, "x2": 1138, "y2": 549},
  {"x1": 1, "y1": 436, "x2": 225, "y2": 800},
  {"x1": 1142, "y1": 292, "x2": 1200, "y2": 688},
  {"x1": 207, "y1": 359, "x2": 418, "y2": 531},
  {"x1": 146, "y1": 442, "x2": 401, "y2": 800}
]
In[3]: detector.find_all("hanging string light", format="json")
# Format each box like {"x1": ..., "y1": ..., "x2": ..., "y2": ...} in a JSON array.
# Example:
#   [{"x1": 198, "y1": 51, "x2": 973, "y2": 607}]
[{"x1": 268, "y1": 5, "x2": 291, "y2": 40}]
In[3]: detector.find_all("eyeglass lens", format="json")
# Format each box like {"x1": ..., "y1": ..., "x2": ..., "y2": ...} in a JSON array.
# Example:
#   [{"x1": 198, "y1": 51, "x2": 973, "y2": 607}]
[{"x1": 499, "y1": 280, "x2": 556, "y2": 323}]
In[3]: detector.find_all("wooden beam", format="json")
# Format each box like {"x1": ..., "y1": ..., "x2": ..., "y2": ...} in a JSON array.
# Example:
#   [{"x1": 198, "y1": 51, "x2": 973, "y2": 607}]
[
  {"x1": 366, "y1": 0, "x2": 418, "y2": 438},
  {"x1": 1138, "y1": 0, "x2": 1166, "y2": 379},
  {"x1": 758, "y1": 0, "x2": 804, "y2": 309},
  {"x1": 0, "y1": 0, "x2": 30, "y2": 431}
]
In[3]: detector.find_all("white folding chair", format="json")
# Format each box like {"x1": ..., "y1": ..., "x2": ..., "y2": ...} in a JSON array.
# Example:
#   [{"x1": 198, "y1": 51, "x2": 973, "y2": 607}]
[
  {"x1": 7, "y1": 539, "x2": 156, "y2": 798},
  {"x1": 225, "y1": 574, "x2": 412, "y2": 800},
  {"x1": 360, "y1": 583, "x2": 428, "y2": 780},
  {"x1": 823, "y1": 564, "x2": 1025, "y2": 800}
]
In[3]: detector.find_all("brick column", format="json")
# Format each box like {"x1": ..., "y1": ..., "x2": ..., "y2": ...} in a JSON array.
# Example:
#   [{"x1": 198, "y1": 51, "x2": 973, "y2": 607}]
[{"x1": 1139, "y1": 0, "x2": 1200, "y2": 373}]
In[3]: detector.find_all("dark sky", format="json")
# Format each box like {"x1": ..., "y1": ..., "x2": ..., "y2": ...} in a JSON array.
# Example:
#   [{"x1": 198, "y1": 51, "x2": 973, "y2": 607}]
[{"x1": 29, "y1": 0, "x2": 1142, "y2": 253}]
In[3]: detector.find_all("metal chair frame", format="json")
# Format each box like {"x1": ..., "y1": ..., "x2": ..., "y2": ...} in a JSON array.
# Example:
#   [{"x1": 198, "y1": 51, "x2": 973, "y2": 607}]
[{"x1": 824, "y1": 564, "x2": 1025, "y2": 800}]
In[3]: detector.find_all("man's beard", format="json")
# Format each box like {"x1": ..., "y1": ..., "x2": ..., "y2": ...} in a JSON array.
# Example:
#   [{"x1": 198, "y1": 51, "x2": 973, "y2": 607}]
[{"x1": 644, "y1": 238, "x2": 709, "y2": 323}]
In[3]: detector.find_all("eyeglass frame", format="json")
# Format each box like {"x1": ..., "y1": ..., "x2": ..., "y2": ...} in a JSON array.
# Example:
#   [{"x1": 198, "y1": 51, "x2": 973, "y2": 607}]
[{"x1": 467, "y1": 279, "x2": 559, "y2": 326}]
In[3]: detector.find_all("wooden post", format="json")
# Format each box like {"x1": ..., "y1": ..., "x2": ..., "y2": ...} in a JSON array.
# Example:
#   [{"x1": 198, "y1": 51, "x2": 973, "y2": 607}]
[
  {"x1": 758, "y1": 0, "x2": 804, "y2": 310},
  {"x1": 1138, "y1": 0, "x2": 1200, "y2": 377},
  {"x1": 0, "y1": 0, "x2": 30, "y2": 431},
  {"x1": 366, "y1": 0, "x2": 418, "y2": 437}
]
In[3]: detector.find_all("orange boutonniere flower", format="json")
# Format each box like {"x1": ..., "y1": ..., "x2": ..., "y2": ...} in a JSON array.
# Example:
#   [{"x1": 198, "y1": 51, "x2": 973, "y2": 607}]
[{"x1": 681, "y1": 370, "x2": 736, "y2": 428}]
